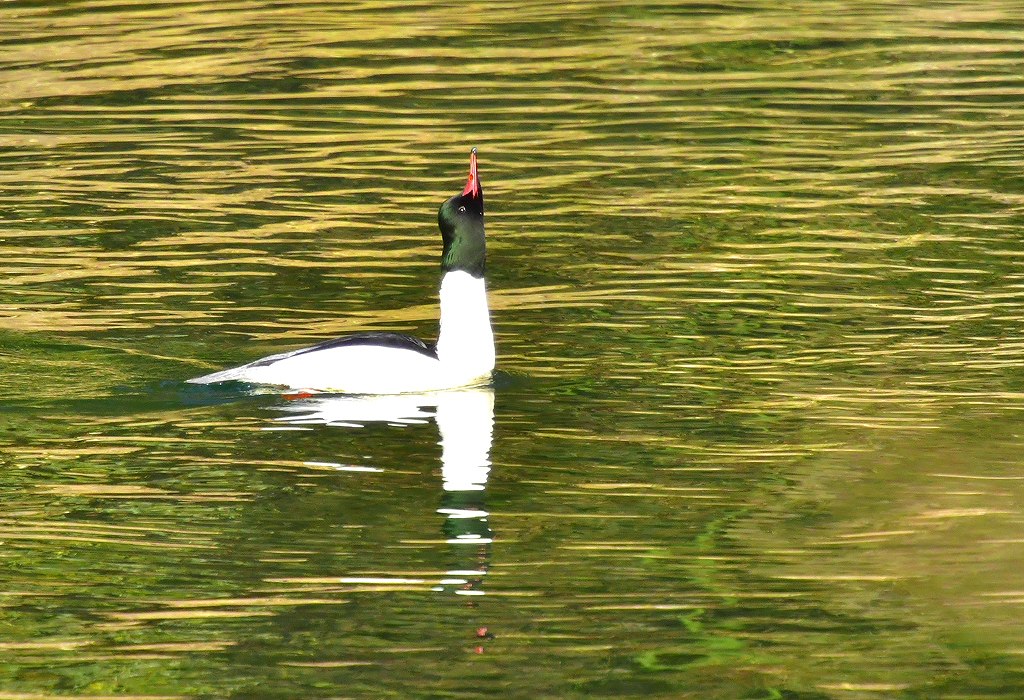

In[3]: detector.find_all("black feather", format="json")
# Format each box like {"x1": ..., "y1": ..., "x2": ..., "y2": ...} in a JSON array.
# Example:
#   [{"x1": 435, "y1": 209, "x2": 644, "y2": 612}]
[{"x1": 249, "y1": 332, "x2": 437, "y2": 367}]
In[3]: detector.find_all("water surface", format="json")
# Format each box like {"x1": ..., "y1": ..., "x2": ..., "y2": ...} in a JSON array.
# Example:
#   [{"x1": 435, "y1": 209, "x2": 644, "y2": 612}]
[{"x1": 2, "y1": 1, "x2": 1024, "y2": 697}]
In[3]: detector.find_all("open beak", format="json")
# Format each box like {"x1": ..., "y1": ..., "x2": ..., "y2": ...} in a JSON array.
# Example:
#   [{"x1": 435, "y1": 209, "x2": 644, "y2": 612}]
[{"x1": 461, "y1": 147, "x2": 480, "y2": 198}]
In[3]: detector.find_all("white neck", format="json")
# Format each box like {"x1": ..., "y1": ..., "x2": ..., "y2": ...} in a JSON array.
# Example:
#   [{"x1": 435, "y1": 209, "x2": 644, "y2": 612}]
[{"x1": 435, "y1": 270, "x2": 495, "y2": 376}]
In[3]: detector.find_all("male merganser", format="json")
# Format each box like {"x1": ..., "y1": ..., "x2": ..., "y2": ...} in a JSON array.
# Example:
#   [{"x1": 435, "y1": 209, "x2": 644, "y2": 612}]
[{"x1": 188, "y1": 149, "x2": 494, "y2": 394}]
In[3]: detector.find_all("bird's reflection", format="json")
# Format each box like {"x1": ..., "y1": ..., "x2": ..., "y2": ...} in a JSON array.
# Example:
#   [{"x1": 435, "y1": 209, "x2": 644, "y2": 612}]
[{"x1": 273, "y1": 387, "x2": 495, "y2": 599}]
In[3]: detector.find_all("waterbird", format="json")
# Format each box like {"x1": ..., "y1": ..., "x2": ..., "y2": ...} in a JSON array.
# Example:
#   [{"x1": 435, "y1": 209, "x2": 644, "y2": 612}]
[{"x1": 188, "y1": 148, "x2": 494, "y2": 394}]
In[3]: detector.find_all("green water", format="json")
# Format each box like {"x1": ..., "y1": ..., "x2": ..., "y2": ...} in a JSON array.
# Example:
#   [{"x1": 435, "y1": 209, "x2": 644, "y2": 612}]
[{"x1": 3, "y1": 1, "x2": 1024, "y2": 697}]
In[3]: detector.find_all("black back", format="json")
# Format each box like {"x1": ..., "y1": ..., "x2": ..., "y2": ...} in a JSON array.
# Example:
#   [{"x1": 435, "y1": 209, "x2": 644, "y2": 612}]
[{"x1": 250, "y1": 332, "x2": 437, "y2": 367}]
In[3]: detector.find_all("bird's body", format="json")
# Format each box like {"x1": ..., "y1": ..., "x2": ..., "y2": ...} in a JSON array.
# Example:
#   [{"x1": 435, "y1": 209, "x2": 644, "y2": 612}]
[{"x1": 189, "y1": 150, "x2": 493, "y2": 394}]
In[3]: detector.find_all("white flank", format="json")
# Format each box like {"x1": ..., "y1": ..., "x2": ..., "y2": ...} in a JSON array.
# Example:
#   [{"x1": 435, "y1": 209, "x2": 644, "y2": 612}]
[{"x1": 189, "y1": 271, "x2": 494, "y2": 393}]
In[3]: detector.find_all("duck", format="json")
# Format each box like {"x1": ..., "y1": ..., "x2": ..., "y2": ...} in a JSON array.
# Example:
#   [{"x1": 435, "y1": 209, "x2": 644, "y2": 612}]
[{"x1": 188, "y1": 148, "x2": 494, "y2": 394}]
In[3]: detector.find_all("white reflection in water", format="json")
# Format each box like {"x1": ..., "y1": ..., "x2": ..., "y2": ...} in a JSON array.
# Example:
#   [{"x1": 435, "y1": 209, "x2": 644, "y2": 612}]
[
  {"x1": 273, "y1": 387, "x2": 494, "y2": 493},
  {"x1": 273, "y1": 387, "x2": 495, "y2": 596}
]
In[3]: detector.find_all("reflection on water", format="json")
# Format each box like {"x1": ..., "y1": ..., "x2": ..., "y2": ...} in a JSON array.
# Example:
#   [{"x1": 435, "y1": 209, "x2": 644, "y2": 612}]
[
  {"x1": 2, "y1": 0, "x2": 1024, "y2": 696},
  {"x1": 275, "y1": 388, "x2": 495, "y2": 596}
]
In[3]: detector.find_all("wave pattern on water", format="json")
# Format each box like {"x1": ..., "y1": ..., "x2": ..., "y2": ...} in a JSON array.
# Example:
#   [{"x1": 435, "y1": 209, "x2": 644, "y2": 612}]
[{"x1": 2, "y1": 1, "x2": 1024, "y2": 697}]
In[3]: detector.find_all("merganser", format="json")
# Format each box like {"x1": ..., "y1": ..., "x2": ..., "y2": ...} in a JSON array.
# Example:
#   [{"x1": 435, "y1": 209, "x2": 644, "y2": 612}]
[{"x1": 188, "y1": 149, "x2": 494, "y2": 394}]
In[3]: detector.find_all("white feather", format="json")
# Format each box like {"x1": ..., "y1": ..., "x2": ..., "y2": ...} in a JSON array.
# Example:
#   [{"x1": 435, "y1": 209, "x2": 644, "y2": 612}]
[
  {"x1": 189, "y1": 270, "x2": 494, "y2": 393},
  {"x1": 436, "y1": 270, "x2": 494, "y2": 375}
]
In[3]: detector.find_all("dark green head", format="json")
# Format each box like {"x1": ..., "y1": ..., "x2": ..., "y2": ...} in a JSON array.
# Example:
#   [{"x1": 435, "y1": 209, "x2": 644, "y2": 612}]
[{"x1": 438, "y1": 148, "x2": 485, "y2": 278}]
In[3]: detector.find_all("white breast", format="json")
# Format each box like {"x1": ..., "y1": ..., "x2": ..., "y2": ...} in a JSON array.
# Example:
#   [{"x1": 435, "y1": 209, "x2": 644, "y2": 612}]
[{"x1": 435, "y1": 270, "x2": 495, "y2": 379}]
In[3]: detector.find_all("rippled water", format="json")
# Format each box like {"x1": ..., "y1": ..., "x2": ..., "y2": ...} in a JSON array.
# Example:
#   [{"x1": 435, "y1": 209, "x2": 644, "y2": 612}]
[{"x1": 3, "y1": 1, "x2": 1024, "y2": 697}]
